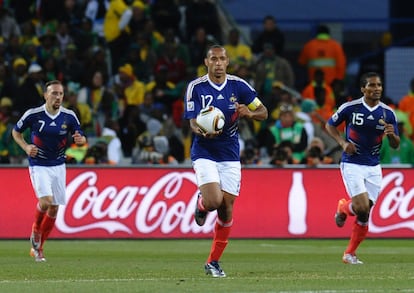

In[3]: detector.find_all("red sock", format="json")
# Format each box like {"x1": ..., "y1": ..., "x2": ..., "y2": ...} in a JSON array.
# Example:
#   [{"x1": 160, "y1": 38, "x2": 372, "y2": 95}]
[
  {"x1": 345, "y1": 221, "x2": 368, "y2": 255},
  {"x1": 33, "y1": 203, "x2": 46, "y2": 232},
  {"x1": 207, "y1": 219, "x2": 233, "y2": 263},
  {"x1": 39, "y1": 214, "x2": 56, "y2": 249},
  {"x1": 342, "y1": 199, "x2": 355, "y2": 216}
]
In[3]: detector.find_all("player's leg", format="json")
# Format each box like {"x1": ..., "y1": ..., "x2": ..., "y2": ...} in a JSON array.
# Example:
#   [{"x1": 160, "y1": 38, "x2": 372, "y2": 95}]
[
  {"x1": 343, "y1": 192, "x2": 370, "y2": 264},
  {"x1": 39, "y1": 165, "x2": 66, "y2": 251},
  {"x1": 204, "y1": 192, "x2": 234, "y2": 277},
  {"x1": 193, "y1": 159, "x2": 222, "y2": 226},
  {"x1": 28, "y1": 166, "x2": 52, "y2": 260},
  {"x1": 204, "y1": 161, "x2": 240, "y2": 277}
]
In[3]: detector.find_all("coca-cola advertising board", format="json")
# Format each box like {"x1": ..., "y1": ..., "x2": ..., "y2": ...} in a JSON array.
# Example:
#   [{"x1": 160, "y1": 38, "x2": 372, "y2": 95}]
[{"x1": 1, "y1": 167, "x2": 413, "y2": 239}]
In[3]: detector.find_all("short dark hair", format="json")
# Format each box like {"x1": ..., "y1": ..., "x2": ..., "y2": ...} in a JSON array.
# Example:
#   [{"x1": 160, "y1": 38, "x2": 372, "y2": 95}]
[
  {"x1": 360, "y1": 72, "x2": 381, "y2": 87},
  {"x1": 44, "y1": 80, "x2": 62, "y2": 92}
]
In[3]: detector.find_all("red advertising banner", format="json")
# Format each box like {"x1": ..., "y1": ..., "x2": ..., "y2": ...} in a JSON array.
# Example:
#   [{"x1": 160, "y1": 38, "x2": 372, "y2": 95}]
[{"x1": 1, "y1": 167, "x2": 413, "y2": 239}]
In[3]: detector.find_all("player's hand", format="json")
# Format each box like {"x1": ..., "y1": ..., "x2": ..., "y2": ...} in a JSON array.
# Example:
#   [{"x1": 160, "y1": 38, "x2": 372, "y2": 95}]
[
  {"x1": 25, "y1": 144, "x2": 38, "y2": 157},
  {"x1": 341, "y1": 141, "x2": 357, "y2": 155},
  {"x1": 72, "y1": 131, "x2": 86, "y2": 145},
  {"x1": 379, "y1": 119, "x2": 395, "y2": 136},
  {"x1": 198, "y1": 126, "x2": 222, "y2": 138},
  {"x1": 235, "y1": 102, "x2": 252, "y2": 118}
]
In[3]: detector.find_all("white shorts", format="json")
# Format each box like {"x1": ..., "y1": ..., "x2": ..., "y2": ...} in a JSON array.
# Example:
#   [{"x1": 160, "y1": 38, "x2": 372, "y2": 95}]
[
  {"x1": 29, "y1": 164, "x2": 67, "y2": 205},
  {"x1": 340, "y1": 162, "x2": 382, "y2": 203},
  {"x1": 193, "y1": 159, "x2": 241, "y2": 196}
]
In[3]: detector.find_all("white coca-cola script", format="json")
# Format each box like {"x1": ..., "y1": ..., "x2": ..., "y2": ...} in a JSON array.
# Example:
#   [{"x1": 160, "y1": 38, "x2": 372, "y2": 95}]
[
  {"x1": 56, "y1": 171, "x2": 216, "y2": 235},
  {"x1": 370, "y1": 171, "x2": 414, "y2": 233}
]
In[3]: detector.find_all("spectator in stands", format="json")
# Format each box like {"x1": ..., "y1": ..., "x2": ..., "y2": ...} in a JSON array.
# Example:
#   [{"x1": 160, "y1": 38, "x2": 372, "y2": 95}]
[
  {"x1": 55, "y1": 21, "x2": 73, "y2": 55},
  {"x1": 254, "y1": 42, "x2": 295, "y2": 98},
  {"x1": 150, "y1": 0, "x2": 181, "y2": 37},
  {"x1": 269, "y1": 140, "x2": 295, "y2": 166},
  {"x1": 42, "y1": 56, "x2": 63, "y2": 82},
  {"x1": 113, "y1": 63, "x2": 145, "y2": 109},
  {"x1": 64, "y1": 81, "x2": 92, "y2": 132},
  {"x1": 103, "y1": 0, "x2": 133, "y2": 74},
  {"x1": 78, "y1": 70, "x2": 117, "y2": 137},
  {"x1": 240, "y1": 139, "x2": 262, "y2": 166},
  {"x1": 154, "y1": 42, "x2": 187, "y2": 85},
  {"x1": 129, "y1": 0, "x2": 149, "y2": 39},
  {"x1": 300, "y1": 137, "x2": 333, "y2": 166},
  {"x1": 82, "y1": 46, "x2": 110, "y2": 86},
  {"x1": 117, "y1": 104, "x2": 146, "y2": 157},
  {"x1": 0, "y1": 96, "x2": 13, "y2": 163},
  {"x1": 223, "y1": 28, "x2": 253, "y2": 74},
  {"x1": 14, "y1": 63, "x2": 45, "y2": 116},
  {"x1": 269, "y1": 103, "x2": 308, "y2": 162},
  {"x1": 145, "y1": 64, "x2": 177, "y2": 117},
  {"x1": 188, "y1": 27, "x2": 215, "y2": 76},
  {"x1": 0, "y1": 61, "x2": 16, "y2": 98},
  {"x1": 58, "y1": 43, "x2": 83, "y2": 84},
  {"x1": 298, "y1": 24, "x2": 346, "y2": 85},
  {"x1": 398, "y1": 77, "x2": 414, "y2": 140},
  {"x1": 0, "y1": 6, "x2": 21, "y2": 41},
  {"x1": 157, "y1": 28, "x2": 191, "y2": 69},
  {"x1": 251, "y1": 15, "x2": 285, "y2": 57},
  {"x1": 73, "y1": 17, "x2": 100, "y2": 62},
  {"x1": 301, "y1": 68, "x2": 336, "y2": 125},
  {"x1": 185, "y1": 0, "x2": 222, "y2": 43},
  {"x1": 380, "y1": 122, "x2": 414, "y2": 165},
  {"x1": 36, "y1": 31, "x2": 60, "y2": 66},
  {"x1": 99, "y1": 119, "x2": 124, "y2": 164},
  {"x1": 84, "y1": 0, "x2": 109, "y2": 39},
  {"x1": 133, "y1": 31, "x2": 158, "y2": 80},
  {"x1": 331, "y1": 78, "x2": 352, "y2": 109}
]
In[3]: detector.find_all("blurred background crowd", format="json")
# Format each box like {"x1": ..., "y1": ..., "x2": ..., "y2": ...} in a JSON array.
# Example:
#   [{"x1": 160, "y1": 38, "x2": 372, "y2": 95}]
[{"x1": 0, "y1": 0, "x2": 413, "y2": 167}]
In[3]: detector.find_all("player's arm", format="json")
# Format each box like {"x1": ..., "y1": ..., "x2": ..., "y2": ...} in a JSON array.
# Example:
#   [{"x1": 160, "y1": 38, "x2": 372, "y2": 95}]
[
  {"x1": 235, "y1": 97, "x2": 268, "y2": 121},
  {"x1": 325, "y1": 123, "x2": 356, "y2": 154},
  {"x1": 12, "y1": 129, "x2": 38, "y2": 157},
  {"x1": 72, "y1": 130, "x2": 87, "y2": 146},
  {"x1": 380, "y1": 120, "x2": 400, "y2": 149}
]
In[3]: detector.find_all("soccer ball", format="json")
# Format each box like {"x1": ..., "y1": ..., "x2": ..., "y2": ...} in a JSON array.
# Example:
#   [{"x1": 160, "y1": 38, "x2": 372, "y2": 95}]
[{"x1": 196, "y1": 106, "x2": 225, "y2": 134}]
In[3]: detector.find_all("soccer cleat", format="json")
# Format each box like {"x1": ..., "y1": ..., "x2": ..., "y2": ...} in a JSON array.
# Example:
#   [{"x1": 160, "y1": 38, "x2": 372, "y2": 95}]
[
  {"x1": 194, "y1": 193, "x2": 207, "y2": 226},
  {"x1": 342, "y1": 253, "x2": 363, "y2": 265},
  {"x1": 205, "y1": 261, "x2": 226, "y2": 277},
  {"x1": 30, "y1": 248, "x2": 46, "y2": 262},
  {"x1": 335, "y1": 198, "x2": 348, "y2": 227},
  {"x1": 30, "y1": 229, "x2": 41, "y2": 250}
]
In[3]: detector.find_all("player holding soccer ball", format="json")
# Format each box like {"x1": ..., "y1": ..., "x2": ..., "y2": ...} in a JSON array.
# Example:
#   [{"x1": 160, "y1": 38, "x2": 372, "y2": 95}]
[
  {"x1": 184, "y1": 45, "x2": 268, "y2": 277},
  {"x1": 326, "y1": 72, "x2": 400, "y2": 264}
]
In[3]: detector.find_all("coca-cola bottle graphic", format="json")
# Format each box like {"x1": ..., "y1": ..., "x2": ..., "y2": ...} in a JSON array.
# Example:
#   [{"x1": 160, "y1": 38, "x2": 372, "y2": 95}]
[{"x1": 288, "y1": 172, "x2": 307, "y2": 235}]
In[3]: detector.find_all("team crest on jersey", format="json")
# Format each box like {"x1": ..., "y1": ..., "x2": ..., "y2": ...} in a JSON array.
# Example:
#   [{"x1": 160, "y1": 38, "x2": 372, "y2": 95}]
[
  {"x1": 61, "y1": 123, "x2": 67, "y2": 129},
  {"x1": 229, "y1": 94, "x2": 237, "y2": 103}
]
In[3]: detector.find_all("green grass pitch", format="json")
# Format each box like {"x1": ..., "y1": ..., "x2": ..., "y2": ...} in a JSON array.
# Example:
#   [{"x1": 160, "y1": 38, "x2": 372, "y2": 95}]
[{"x1": 0, "y1": 239, "x2": 413, "y2": 292}]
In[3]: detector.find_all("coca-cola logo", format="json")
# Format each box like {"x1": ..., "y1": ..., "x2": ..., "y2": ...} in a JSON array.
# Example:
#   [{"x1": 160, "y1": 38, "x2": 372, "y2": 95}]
[
  {"x1": 56, "y1": 171, "x2": 217, "y2": 235},
  {"x1": 370, "y1": 171, "x2": 414, "y2": 233}
]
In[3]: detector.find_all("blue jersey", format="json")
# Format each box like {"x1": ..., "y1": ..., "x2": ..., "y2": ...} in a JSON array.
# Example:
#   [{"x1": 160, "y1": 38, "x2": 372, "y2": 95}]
[
  {"x1": 14, "y1": 105, "x2": 84, "y2": 166},
  {"x1": 327, "y1": 97, "x2": 398, "y2": 166},
  {"x1": 184, "y1": 74, "x2": 257, "y2": 162}
]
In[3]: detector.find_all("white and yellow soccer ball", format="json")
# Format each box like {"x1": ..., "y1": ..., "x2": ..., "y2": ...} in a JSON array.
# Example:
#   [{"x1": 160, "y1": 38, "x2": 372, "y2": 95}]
[{"x1": 196, "y1": 106, "x2": 225, "y2": 134}]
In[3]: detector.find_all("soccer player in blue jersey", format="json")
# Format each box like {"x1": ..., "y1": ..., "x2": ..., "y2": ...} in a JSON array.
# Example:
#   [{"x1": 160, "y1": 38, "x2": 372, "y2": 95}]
[
  {"x1": 184, "y1": 45, "x2": 268, "y2": 277},
  {"x1": 326, "y1": 72, "x2": 400, "y2": 264},
  {"x1": 12, "y1": 80, "x2": 87, "y2": 262}
]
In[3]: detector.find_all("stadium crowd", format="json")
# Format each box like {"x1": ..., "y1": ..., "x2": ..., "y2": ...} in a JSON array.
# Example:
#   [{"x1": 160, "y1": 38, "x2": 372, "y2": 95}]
[{"x1": 0, "y1": 0, "x2": 413, "y2": 166}]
